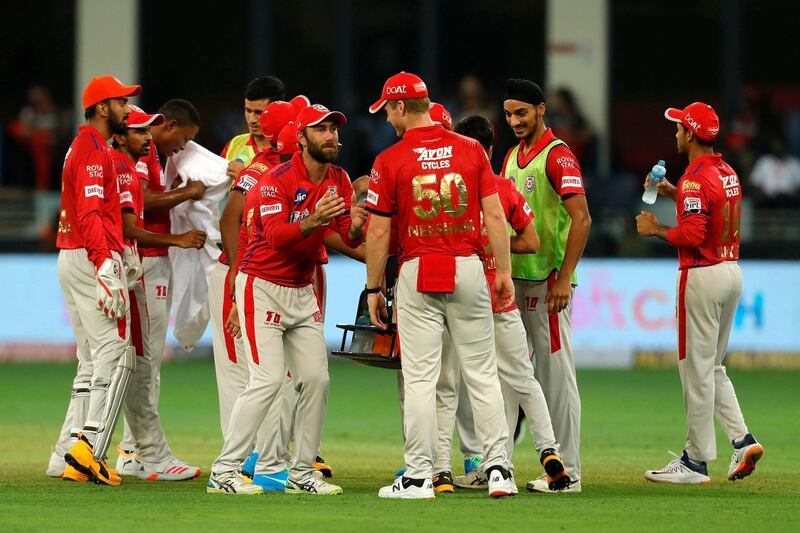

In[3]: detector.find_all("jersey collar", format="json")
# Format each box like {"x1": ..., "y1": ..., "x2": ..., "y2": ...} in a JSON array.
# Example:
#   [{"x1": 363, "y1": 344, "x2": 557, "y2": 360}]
[
  {"x1": 402, "y1": 124, "x2": 445, "y2": 140},
  {"x1": 517, "y1": 128, "x2": 556, "y2": 168},
  {"x1": 685, "y1": 153, "x2": 722, "y2": 174}
]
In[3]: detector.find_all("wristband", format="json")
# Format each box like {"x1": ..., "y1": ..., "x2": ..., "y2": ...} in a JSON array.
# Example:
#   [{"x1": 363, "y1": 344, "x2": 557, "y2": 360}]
[{"x1": 365, "y1": 286, "x2": 381, "y2": 294}]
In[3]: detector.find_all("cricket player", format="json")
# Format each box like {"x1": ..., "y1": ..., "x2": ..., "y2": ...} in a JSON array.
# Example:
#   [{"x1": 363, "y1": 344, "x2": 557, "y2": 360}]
[
  {"x1": 51, "y1": 76, "x2": 139, "y2": 486},
  {"x1": 434, "y1": 116, "x2": 571, "y2": 494},
  {"x1": 501, "y1": 79, "x2": 591, "y2": 493},
  {"x1": 365, "y1": 72, "x2": 516, "y2": 499},
  {"x1": 115, "y1": 99, "x2": 206, "y2": 479},
  {"x1": 111, "y1": 106, "x2": 206, "y2": 480},
  {"x1": 208, "y1": 103, "x2": 366, "y2": 495},
  {"x1": 637, "y1": 102, "x2": 764, "y2": 484},
  {"x1": 220, "y1": 75, "x2": 286, "y2": 179}
]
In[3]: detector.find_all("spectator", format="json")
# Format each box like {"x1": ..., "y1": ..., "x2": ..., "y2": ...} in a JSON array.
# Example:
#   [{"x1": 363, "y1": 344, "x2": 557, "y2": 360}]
[
  {"x1": 548, "y1": 87, "x2": 597, "y2": 176},
  {"x1": 455, "y1": 75, "x2": 497, "y2": 125},
  {"x1": 749, "y1": 136, "x2": 800, "y2": 208}
]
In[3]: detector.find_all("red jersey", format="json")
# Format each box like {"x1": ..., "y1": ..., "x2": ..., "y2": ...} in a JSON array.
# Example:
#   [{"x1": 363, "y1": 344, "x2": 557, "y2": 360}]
[
  {"x1": 219, "y1": 151, "x2": 281, "y2": 266},
  {"x1": 365, "y1": 125, "x2": 497, "y2": 262},
  {"x1": 501, "y1": 128, "x2": 586, "y2": 197},
  {"x1": 57, "y1": 125, "x2": 124, "y2": 268},
  {"x1": 111, "y1": 150, "x2": 144, "y2": 246},
  {"x1": 666, "y1": 153, "x2": 742, "y2": 269},
  {"x1": 138, "y1": 143, "x2": 169, "y2": 257},
  {"x1": 240, "y1": 152, "x2": 361, "y2": 287},
  {"x1": 483, "y1": 176, "x2": 534, "y2": 312}
]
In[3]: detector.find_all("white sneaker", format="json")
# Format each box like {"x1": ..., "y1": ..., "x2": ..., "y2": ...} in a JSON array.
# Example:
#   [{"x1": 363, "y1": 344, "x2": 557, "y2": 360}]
[
  {"x1": 645, "y1": 451, "x2": 710, "y2": 485},
  {"x1": 115, "y1": 446, "x2": 142, "y2": 476},
  {"x1": 728, "y1": 438, "x2": 764, "y2": 481},
  {"x1": 526, "y1": 473, "x2": 582, "y2": 493},
  {"x1": 487, "y1": 467, "x2": 517, "y2": 498},
  {"x1": 378, "y1": 477, "x2": 435, "y2": 499},
  {"x1": 207, "y1": 471, "x2": 265, "y2": 494},
  {"x1": 286, "y1": 474, "x2": 343, "y2": 495},
  {"x1": 47, "y1": 451, "x2": 66, "y2": 477},
  {"x1": 453, "y1": 469, "x2": 488, "y2": 489},
  {"x1": 138, "y1": 457, "x2": 201, "y2": 481}
]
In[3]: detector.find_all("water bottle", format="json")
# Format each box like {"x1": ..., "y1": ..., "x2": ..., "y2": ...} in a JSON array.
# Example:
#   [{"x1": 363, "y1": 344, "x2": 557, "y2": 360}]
[{"x1": 642, "y1": 160, "x2": 666, "y2": 205}]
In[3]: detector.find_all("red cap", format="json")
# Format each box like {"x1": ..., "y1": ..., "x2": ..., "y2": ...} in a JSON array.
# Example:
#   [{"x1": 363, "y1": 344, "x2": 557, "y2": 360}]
[
  {"x1": 295, "y1": 104, "x2": 347, "y2": 131},
  {"x1": 274, "y1": 122, "x2": 300, "y2": 156},
  {"x1": 429, "y1": 102, "x2": 452, "y2": 130},
  {"x1": 260, "y1": 101, "x2": 298, "y2": 145},
  {"x1": 664, "y1": 102, "x2": 720, "y2": 142},
  {"x1": 126, "y1": 105, "x2": 164, "y2": 128},
  {"x1": 82, "y1": 75, "x2": 141, "y2": 109},
  {"x1": 290, "y1": 95, "x2": 310, "y2": 114},
  {"x1": 369, "y1": 71, "x2": 428, "y2": 114}
]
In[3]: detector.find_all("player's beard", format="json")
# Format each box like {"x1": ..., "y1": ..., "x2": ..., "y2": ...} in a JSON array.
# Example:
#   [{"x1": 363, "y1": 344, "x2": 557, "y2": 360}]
[
  {"x1": 306, "y1": 138, "x2": 340, "y2": 164},
  {"x1": 109, "y1": 110, "x2": 128, "y2": 136}
]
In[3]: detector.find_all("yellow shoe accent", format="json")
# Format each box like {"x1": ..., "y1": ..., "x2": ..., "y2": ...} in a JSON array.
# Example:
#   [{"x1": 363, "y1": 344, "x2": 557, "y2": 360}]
[
  {"x1": 64, "y1": 435, "x2": 121, "y2": 486},
  {"x1": 314, "y1": 457, "x2": 333, "y2": 478},
  {"x1": 63, "y1": 464, "x2": 89, "y2": 482}
]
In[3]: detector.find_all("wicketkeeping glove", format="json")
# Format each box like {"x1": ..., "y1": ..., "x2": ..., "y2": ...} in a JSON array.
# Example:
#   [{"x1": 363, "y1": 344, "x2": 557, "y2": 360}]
[
  {"x1": 96, "y1": 258, "x2": 127, "y2": 320},
  {"x1": 122, "y1": 244, "x2": 143, "y2": 283}
]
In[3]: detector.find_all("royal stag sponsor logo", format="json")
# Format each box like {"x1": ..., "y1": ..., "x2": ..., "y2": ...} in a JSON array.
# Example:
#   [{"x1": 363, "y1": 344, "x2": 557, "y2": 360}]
[
  {"x1": 262, "y1": 184, "x2": 279, "y2": 198},
  {"x1": 370, "y1": 168, "x2": 380, "y2": 183},
  {"x1": 85, "y1": 164, "x2": 103, "y2": 178}
]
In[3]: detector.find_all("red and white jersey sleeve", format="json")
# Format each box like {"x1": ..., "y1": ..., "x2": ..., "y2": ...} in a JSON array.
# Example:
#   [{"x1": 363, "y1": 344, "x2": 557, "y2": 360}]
[{"x1": 546, "y1": 145, "x2": 586, "y2": 196}]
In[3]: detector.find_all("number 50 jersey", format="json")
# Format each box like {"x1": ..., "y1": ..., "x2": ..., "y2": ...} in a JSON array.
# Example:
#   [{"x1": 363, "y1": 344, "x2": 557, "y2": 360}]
[
  {"x1": 365, "y1": 124, "x2": 498, "y2": 263},
  {"x1": 667, "y1": 153, "x2": 742, "y2": 270}
]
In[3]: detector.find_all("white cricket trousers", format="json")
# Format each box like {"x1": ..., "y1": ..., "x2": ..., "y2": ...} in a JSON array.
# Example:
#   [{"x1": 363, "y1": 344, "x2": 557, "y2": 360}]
[
  {"x1": 56, "y1": 249, "x2": 129, "y2": 445},
  {"x1": 436, "y1": 309, "x2": 557, "y2": 472},
  {"x1": 514, "y1": 274, "x2": 582, "y2": 481},
  {"x1": 212, "y1": 273, "x2": 328, "y2": 481},
  {"x1": 677, "y1": 261, "x2": 748, "y2": 462},
  {"x1": 396, "y1": 255, "x2": 509, "y2": 479}
]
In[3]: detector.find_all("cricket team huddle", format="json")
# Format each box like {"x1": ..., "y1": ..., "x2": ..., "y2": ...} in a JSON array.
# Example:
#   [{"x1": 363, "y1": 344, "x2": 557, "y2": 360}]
[{"x1": 48, "y1": 69, "x2": 764, "y2": 499}]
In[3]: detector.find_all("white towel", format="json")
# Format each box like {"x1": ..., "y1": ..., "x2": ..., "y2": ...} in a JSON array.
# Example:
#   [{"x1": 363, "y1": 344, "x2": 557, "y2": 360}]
[{"x1": 166, "y1": 141, "x2": 229, "y2": 350}]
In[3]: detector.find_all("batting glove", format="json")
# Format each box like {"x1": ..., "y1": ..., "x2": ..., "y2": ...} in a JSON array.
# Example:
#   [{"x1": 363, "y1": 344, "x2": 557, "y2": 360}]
[
  {"x1": 122, "y1": 244, "x2": 143, "y2": 283},
  {"x1": 96, "y1": 258, "x2": 127, "y2": 320}
]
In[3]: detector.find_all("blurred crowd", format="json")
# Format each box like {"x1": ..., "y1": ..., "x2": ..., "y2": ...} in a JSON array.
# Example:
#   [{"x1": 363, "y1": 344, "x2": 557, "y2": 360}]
[{"x1": 2, "y1": 78, "x2": 799, "y2": 255}]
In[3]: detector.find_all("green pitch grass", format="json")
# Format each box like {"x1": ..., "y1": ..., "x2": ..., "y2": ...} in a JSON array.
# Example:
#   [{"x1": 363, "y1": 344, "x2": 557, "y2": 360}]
[{"x1": 0, "y1": 360, "x2": 798, "y2": 532}]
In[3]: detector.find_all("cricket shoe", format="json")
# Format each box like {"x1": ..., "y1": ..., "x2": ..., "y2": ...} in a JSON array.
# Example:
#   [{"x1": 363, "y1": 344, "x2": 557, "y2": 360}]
[
  {"x1": 115, "y1": 446, "x2": 142, "y2": 476},
  {"x1": 64, "y1": 434, "x2": 121, "y2": 486},
  {"x1": 207, "y1": 471, "x2": 264, "y2": 495},
  {"x1": 487, "y1": 466, "x2": 517, "y2": 497},
  {"x1": 378, "y1": 476, "x2": 435, "y2": 500},
  {"x1": 252, "y1": 469, "x2": 289, "y2": 492},
  {"x1": 645, "y1": 451, "x2": 710, "y2": 485},
  {"x1": 63, "y1": 463, "x2": 89, "y2": 482},
  {"x1": 526, "y1": 473, "x2": 582, "y2": 493},
  {"x1": 286, "y1": 474, "x2": 343, "y2": 495},
  {"x1": 138, "y1": 457, "x2": 201, "y2": 481},
  {"x1": 432, "y1": 471, "x2": 455, "y2": 493},
  {"x1": 464, "y1": 456, "x2": 482, "y2": 474},
  {"x1": 314, "y1": 456, "x2": 333, "y2": 478},
  {"x1": 540, "y1": 448, "x2": 571, "y2": 490},
  {"x1": 728, "y1": 434, "x2": 765, "y2": 481},
  {"x1": 47, "y1": 450, "x2": 67, "y2": 477},
  {"x1": 454, "y1": 468, "x2": 488, "y2": 489},
  {"x1": 241, "y1": 451, "x2": 259, "y2": 479}
]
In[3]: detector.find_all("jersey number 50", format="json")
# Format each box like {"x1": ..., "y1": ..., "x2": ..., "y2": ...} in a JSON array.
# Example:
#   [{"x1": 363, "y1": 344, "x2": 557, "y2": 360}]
[{"x1": 412, "y1": 173, "x2": 468, "y2": 220}]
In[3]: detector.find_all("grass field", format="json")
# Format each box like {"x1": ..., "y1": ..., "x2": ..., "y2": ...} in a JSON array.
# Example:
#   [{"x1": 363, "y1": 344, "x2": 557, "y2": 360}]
[{"x1": 0, "y1": 360, "x2": 798, "y2": 532}]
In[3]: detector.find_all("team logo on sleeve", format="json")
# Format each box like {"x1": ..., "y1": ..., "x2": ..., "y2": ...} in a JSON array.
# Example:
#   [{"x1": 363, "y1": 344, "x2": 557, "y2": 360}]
[
  {"x1": 260, "y1": 203, "x2": 282, "y2": 216},
  {"x1": 120, "y1": 191, "x2": 133, "y2": 204},
  {"x1": 84, "y1": 185, "x2": 104, "y2": 198},
  {"x1": 135, "y1": 161, "x2": 148, "y2": 174},
  {"x1": 683, "y1": 197, "x2": 702, "y2": 214},
  {"x1": 367, "y1": 189, "x2": 379, "y2": 206},
  {"x1": 523, "y1": 202, "x2": 533, "y2": 216}
]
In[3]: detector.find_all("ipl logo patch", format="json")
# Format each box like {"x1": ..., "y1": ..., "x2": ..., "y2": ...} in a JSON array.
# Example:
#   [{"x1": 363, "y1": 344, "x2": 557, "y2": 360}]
[{"x1": 525, "y1": 176, "x2": 535, "y2": 193}]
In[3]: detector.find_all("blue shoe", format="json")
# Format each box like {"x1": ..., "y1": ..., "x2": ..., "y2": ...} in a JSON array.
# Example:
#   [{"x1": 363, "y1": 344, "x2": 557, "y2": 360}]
[
  {"x1": 241, "y1": 451, "x2": 258, "y2": 479},
  {"x1": 394, "y1": 465, "x2": 408, "y2": 477},
  {"x1": 464, "y1": 456, "x2": 482, "y2": 475},
  {"x1": 252, "y1": 469, "x2": 289, "y2": 492}
]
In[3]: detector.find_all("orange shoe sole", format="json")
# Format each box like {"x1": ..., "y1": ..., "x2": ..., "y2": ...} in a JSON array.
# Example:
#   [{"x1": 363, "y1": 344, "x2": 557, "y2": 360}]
[{"x1": 728, "y1": 444, "x2": 765, "y2": 481}]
